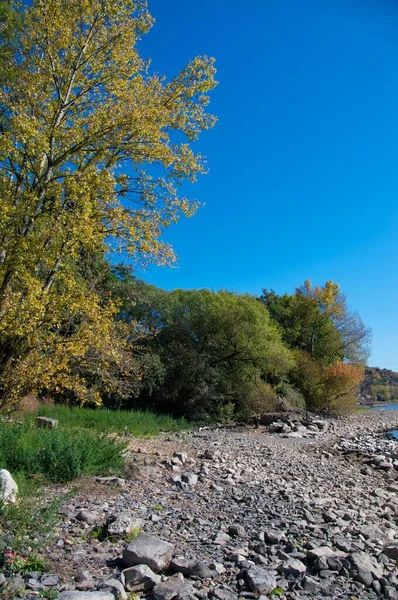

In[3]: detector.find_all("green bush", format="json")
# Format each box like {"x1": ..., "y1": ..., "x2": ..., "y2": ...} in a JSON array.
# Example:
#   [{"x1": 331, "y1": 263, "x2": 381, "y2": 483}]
[{"x1": 0, "y1": 420, "x2": 124, "y2": 482}]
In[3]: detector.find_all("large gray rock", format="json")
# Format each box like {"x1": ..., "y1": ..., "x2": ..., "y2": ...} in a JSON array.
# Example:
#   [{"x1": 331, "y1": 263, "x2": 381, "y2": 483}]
[
  {"x1": 0, "y1": 469, "x2": 18, "y2": 504},
  {"x1": 58, "y1": 594, "x2": 115, "y2": 600},
  {"x1": 122, "y1": 564, "x2": 161, "y2": 592},
  {"x1": 123, "y1": 533, "x2": 174, "y2": 571},
  {"x1": 152, "y1": 573, "x2": 193, "y2": 600},
  {"x1": 246, "y1": 566, "x2": 277, "y2": 594},
  {"x1": 348, "y1": 551, "x2": 384, "y2": 586}
]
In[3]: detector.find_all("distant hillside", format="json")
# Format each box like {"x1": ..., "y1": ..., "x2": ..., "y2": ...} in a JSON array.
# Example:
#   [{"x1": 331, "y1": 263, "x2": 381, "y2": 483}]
[{"x1": 360, "y1": 367, "x2": 398, "y2": 403}]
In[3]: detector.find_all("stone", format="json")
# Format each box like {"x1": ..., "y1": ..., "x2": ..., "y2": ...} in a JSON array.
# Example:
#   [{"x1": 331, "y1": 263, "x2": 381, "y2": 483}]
[
  {"x1": 382, "y1": 544, "x2": 398, "y2": 560},
  {"x1": 41, "y1": 574, "x2": 60, "y2": 586},
  {"x1": 173, "y1": 452, "x2": 188, "y2": 463},
  {"x1": 214, "y1": 531, "x2": 231, "y2": 545},
  {"x1": 228, "y1": 524, "x2": 246, "y2": 537},
  {"x1": 76, "y1": 510, "x2": 99, "y2": 525},
  {"x1": 75, "y1": 571, "x2": 96, "y2": 591},
  {"x1": 0, "y1": 469, "x2": 18, "y2": 504},
  {"x1": 152, "y1": 573, "x2": 193, "y2": 600},
  {"x1": 282, "y1": 558, "x2": 306, "y2": 577},
  {"x1": 107, "y1": 514, "x2": 142, "y2": 538},
  {"x1": 170, "y1": 557, "x2": 215, "y2": 579},
  {"x1": 263, "y1": 529, "x2": 285, "y2": 544},
  {"x1": 348, "y1": 551, "x2": 384, "y2": 586},
  {"x1": 122, "y1": 564, "x2": 161, "y2": 592},
  {"x1": 245, "y1": 566, "x2": 277, "y2": 595},
  {"x1": 58, "y1": 594, "x2": 116, "y2": 600},
  {"x1": 36, "y1": 416, "x2": 58, "y2": 428},
  {"x1": 96, "y1": 476, "x2": 125, "y2": 486},
  {"x1": 101, "y1": 579, "x2": 128, "y2": 600},
  {"x1": 212, "y1": 585, "x2": 238, "y2": 600},
  {"x1": 307, "y1": 546, "x2": 339, "y2": 561},
  {"x1": 181, "y1": 472, "x2": 198, "y2": 486},
  {"x1": 123, "y1": 533, "x2": 175, "y2": 571}
]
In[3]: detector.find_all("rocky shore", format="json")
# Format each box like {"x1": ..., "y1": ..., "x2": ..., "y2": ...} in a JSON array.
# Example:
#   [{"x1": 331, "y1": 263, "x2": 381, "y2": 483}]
[{"x1": 2, "y1": 410, "x2": 398, "y2": 600}]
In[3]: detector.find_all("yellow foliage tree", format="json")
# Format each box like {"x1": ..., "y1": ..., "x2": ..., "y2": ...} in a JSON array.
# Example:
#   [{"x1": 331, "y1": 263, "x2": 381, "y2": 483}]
[{"x1": 0, "y1": 0, "x2": 217, "y2": 409}]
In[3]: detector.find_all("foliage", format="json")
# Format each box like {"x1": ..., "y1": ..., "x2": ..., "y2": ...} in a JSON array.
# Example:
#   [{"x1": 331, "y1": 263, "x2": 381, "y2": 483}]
[
  {"x1": 291, "y1": 350, "x2": 363, "y2": 414},
  {"x1": 361, "y1": 367, "x2": 398, "y2": 403},
  {"x1": 261, "y1": 279, "x2": 371, "y2": 365},
  {"x1": 37, "y1": 404, "x2": 189, "y2": 436},
  {"x1": 132, "y1": 288, "x2": 293, "y2": 420},
  {"x1": 0, "y1": 419, "x2": 124, "y2": 482},
  {"x1": 0, "y1": 0, "x2": 217, "y2": 410}
]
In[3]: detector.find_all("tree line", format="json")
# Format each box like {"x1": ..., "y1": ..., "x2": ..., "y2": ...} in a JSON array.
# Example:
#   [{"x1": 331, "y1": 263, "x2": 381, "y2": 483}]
[{"x1": 0, "y1": 0, "x2": 371, "y2": 418}]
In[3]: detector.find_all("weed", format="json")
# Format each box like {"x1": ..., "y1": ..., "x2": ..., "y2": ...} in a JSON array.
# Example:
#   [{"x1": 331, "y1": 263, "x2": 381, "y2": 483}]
[
  {"x1": 0, "y1": 419, "x2": 125, "y2": 482},
  {"x1": 271, "y1": 587, "x2": 285, "y2": 598},
  {"x1": 153, "y1": 503, "x2": 163, "y2": 512},
  {"x1": 39, "y1": 591, "x2": 58, "y2": 600},
  {"x1": 126, "y1": 526, "x2": 141, "y2": 542},
  {"x1": 91, "y1": 524, "x2": 108, "y2": 542}
]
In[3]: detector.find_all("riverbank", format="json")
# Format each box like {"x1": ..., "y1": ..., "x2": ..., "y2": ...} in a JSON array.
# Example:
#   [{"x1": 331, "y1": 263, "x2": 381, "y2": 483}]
[{"x1": 1, "y1": 411, "x2": 398, "y2": 599}]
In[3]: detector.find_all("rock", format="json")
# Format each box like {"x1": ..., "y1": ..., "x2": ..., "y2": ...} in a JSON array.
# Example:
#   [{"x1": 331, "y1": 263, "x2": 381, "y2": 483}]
[
  {"x1": 263, "y1": 529, "x2": 285, "y2": 544},
  {"x1": 76, "y1": 510, "x2": 99, "y2": 525},
  {"x1": 58, "y1": 594, "x2": 116, "y2": 600},
  {"x1": 173, "y1": 452, "x2": 188, "y2": 464},
  {"x1": 75, "y1": 571, "x2": 96, "y2": 591},
  {"x1": 245, "y1": 566, "x2": 277, "y2": 594},
  {"x1": 123, "y1": 533, "x2": 175, "y2": 571},
  {"x1": 382, "y1": 545, "x2": 398, "y2": 560},
  {"x1": 307, "y1": 546, "x2": 340, "y2": 561},
  {"x1": 282, "y1": 558, "x2": 306, "y2": 577},
  {"x1": 181, "y1": 472, "x2": 198, "y2": 486},
  {"x1": 152, "y1": 573, "x2": 193, "y2": 600},
  {"x1": 211, "y1": 585, "x2": 238, "y2": 600},
  {"x1": 0, "y1": 469, "x2": 18, "y2": 504},
  {"x1": 40, "y1": 574, "x2": 59, "y2": 586},
  {"x1": 228, "y1": 524, "x2": 246, "y2": 537},
  {"x1": 214, "y1": 531, "x2": 231, "y2": 545},
  {"x1": 107, "y1": 514, "x2": 142, "y2": 538},
  {"x1": 348, "y1": 551, "x2": 384, "y2": 586},
  {"x1": 170, "y1": 557, "x2": 215, "y2": 579},
  {"x1": 101, "y1": 579, "x2": 127, "y2": 600},
  {"x1": 122, "y1": 564, "x2": 161, "y2": 591},
  {"x1": 96, "y1": 476, "x2": 125, "y2": 487},
  {"x1": 36, "y1": 416, "x2": 58, "y2": 428}
]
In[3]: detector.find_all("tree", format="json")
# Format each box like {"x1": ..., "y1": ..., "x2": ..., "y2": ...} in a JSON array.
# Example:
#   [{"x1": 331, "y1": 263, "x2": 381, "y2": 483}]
[
  {"x1": 261, "y1": 280, "x2": 371, "y2": 365},
  {"x1": 132, "y1": 289, "x2": 293, "y2": 420},
  {"x1": 292, "y1": 350, "x2": 363, "y2": 414},
  {"x1": 0, "y1": 0, "x2": 217, "y2": 409}
]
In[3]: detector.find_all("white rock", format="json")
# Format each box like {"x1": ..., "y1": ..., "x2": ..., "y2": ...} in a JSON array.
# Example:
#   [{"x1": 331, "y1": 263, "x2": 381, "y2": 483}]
[{"x1": 0, "y1": 469, "x2": 18, "y2": 504}]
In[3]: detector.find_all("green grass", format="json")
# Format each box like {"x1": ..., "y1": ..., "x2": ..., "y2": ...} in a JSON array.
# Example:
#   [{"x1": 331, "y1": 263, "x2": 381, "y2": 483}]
[
  {"x1": 37, "y1": 404, "x2": 190, "y2": 436},
  {"x1": 0, "y1": 418, "x2": 124, "y2": 483}
]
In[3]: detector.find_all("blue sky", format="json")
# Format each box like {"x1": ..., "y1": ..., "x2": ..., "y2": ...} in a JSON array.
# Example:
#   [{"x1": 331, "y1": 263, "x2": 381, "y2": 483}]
[{"x1": 137, "y1": 0, "x2": 398, "y2": 369}]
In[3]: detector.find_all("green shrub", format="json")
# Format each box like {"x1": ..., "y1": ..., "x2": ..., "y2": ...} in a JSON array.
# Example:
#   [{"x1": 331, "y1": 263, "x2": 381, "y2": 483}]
[{"x1": 0, "y1": 419, "x2": 124, "y2": 482}]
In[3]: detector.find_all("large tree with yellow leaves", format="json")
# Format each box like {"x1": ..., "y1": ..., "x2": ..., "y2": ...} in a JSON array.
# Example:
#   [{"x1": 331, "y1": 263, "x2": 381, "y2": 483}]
[{"x1": 0, "y1": 0, "x2": 217, "y2": 409}]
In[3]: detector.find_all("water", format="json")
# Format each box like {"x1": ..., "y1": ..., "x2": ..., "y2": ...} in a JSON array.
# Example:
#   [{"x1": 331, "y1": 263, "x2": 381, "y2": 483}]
[{"x1": 374, "y1": 404, "x2": 398, "y2": 410}]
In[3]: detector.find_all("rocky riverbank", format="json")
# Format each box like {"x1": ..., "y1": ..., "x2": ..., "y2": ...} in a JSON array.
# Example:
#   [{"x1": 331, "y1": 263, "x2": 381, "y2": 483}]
[{"x1": 2, "y1": 411, "x2": 398, "y2": 600}]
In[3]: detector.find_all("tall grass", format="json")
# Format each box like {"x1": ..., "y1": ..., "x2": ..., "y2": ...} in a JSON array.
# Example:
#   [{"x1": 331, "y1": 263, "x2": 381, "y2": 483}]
[
  {"x1": 0, "y1": 419, "x2": 124, "y2": 483},
  {"x1": 37, "y1": 405, "x2": 190, "y2": 436}
]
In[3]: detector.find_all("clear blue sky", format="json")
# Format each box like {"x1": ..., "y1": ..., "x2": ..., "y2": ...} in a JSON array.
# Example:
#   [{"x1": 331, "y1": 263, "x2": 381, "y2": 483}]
[{"x1": 137, "y1": 0, "x2": 398, "y2": 369}]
